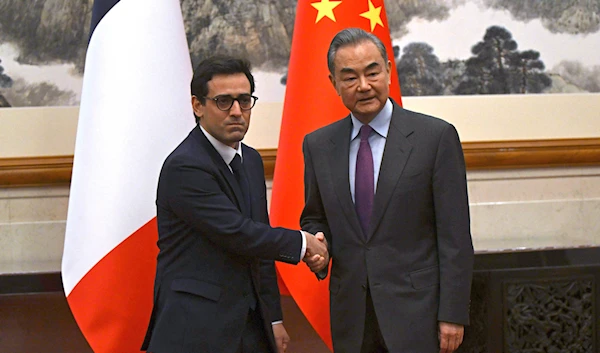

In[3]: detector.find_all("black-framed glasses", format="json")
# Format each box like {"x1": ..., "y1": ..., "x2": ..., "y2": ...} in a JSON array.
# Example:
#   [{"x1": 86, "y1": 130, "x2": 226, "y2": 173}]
[{"x1": 204, "y1": 94, "x2": 258, "y2": 111}]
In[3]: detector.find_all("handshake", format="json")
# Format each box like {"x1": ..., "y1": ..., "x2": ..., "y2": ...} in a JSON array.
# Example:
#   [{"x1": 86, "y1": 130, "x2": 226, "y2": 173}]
[{"x1": 302, "y1": 231, "x2": 329, "y2": 273}]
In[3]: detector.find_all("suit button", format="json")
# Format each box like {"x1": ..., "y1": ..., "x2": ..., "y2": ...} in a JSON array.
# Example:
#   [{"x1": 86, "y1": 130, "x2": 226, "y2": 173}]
[{"x1": 361, "y1": 284, "x2": 367, "y2": 291}]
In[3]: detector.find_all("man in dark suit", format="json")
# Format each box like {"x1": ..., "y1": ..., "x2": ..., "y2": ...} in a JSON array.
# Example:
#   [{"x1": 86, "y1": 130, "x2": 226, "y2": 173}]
[
  {"x1": 142, "y1": 55, "x2": 328, "y2": 353},
  {"x1": 301, "y1": 28, "x2": 474, "y2": 353}
]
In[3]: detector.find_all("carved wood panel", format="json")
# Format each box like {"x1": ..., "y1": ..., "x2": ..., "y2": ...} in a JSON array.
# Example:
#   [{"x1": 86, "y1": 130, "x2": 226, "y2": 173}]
[{"x1": 504, "y1": 276, "x2": 595, "y2": 353}]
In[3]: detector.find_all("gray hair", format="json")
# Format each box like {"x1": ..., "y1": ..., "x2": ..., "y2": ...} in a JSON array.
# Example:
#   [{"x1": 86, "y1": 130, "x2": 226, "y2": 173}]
[{"x1": 327, "y1": 28, "x2": 388, "y2": 75}]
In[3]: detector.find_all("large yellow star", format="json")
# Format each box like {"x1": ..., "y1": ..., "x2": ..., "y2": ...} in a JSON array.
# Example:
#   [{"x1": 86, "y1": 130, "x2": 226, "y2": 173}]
[
  {"x1": 311, "y1": 0, "x2": 342, "y2": 23},
  {"x1": 360, "y1": 0, "x2": 384, "y2": 31}
]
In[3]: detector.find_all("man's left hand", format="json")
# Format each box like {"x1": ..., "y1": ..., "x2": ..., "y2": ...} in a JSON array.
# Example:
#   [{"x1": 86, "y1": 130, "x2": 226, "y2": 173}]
[
  {"x1": 273, "y1": 323, "x2": 290, "y2": 353},
  {"x1": 438, "y1": 321, "x2": 464, "y2": 353}
]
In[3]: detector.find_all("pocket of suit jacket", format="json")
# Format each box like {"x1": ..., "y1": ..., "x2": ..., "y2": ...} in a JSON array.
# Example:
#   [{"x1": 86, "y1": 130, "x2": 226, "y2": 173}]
[
  {"x1": 408, "y1": 265, "x2": 440, "y2": 290},
  {"x1": 171, "y1": 278, "x2": 222, "y2": 301}
]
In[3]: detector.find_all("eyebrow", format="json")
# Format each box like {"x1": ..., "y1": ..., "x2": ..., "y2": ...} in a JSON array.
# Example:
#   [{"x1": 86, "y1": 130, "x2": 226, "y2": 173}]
[
  {"x1": 214, "y1": 93, "x2": 252, "y2": 97},
  {"x1": 339, "y1": 61, "x2": 381, "y2": 74}
]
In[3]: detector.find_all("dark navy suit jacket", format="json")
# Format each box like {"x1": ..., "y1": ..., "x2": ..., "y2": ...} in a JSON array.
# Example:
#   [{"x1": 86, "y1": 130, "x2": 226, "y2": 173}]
[{"x1": 143, "y1": 126, "x2": 302, "y2": 353}]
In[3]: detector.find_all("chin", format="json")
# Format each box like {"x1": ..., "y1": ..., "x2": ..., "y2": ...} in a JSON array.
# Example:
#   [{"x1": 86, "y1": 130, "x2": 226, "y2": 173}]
[
  {"x1": 228, "y1": 133, "x2": 245, "y2": 143},
  {"x1": 357, "y1": 100, "x2": 379, "y2": 110},
  {"x1": 356, "y1": 108, "x2": 379, "y2": 119},
  {"x1": 226, "y1": 127, "x2": 246, "y2": 136}
]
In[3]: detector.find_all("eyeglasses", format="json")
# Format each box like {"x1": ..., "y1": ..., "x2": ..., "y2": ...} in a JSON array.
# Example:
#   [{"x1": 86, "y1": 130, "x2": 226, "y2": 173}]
[{"x1": 203, "y1": 94, "x2": 258, "y2": 111}]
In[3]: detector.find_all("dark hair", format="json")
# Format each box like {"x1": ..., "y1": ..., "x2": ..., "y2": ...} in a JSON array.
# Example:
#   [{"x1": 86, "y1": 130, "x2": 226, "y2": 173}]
[
  {"x1": 327, "y1": 28, "x2": 388, "y2": 75},
  {"x1": 190, "y1": 54, "x2": 255, "y2": 104}
]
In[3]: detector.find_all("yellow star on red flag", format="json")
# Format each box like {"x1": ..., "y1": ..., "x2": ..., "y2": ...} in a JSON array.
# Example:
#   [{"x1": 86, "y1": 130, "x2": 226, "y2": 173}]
[
  {"x1": 311, "y1": 0, "x2": 342, "y2": 23},
  {"x1": 360, "y1": 0, "x2": 384, "y2": 31}
]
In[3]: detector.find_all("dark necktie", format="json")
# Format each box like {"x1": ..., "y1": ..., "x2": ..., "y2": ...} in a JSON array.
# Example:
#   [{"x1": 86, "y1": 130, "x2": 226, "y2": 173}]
[
  {"x1": 230, "y1": 154, "x2": 257, "y2": 311},
  {"x1": 355, "y1": 125, "x2": 374, "y2": 235},
  {"x1": 230, "y1": 154, "x2": 251, "y2": 217}
]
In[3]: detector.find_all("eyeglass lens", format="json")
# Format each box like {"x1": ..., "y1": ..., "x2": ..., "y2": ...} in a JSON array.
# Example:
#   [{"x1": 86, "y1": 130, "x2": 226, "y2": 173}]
[{"x1": 215, "y1": 95, "x2": 255, "y2": 110}]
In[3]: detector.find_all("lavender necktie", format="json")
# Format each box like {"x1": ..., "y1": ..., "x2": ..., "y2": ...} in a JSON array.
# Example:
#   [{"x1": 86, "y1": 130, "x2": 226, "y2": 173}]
[{"x1": 355, "y1": 124, "x2": 374, "y2": 235}]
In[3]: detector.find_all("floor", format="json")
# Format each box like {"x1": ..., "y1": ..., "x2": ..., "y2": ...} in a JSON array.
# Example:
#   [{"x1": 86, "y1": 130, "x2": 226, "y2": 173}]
[{"x1": 0, "y1": 292, "x2": 330, "y2": 353}]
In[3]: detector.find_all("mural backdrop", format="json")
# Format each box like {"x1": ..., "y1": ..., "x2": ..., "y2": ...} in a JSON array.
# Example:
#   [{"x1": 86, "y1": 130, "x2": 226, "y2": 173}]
[{"x1": 0, "y1": 0, "x2": 599, "y2": 107}]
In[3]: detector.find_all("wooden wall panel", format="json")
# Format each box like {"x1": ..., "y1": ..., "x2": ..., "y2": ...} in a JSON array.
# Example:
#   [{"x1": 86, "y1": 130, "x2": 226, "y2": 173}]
[
  {"x1": 0, "y1": 156, "x2": 73, "y2": 188},
  {"x1": 2, "y1": 139, "x2": 599, "y2": 187}
]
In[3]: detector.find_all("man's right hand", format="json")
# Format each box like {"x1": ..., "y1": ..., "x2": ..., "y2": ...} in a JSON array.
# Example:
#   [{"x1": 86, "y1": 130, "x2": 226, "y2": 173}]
[{"x1": 303, "y1": 232, "x2": 329, "y2": 272}]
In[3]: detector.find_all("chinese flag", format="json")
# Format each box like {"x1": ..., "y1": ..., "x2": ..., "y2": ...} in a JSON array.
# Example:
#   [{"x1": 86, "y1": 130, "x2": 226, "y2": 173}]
[{"x1": 270, "y1": 0, "x2": 402, "y2": 350}]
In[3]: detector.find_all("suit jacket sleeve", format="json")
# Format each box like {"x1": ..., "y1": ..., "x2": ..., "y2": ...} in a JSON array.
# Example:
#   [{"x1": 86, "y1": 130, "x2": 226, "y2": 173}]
[
  {"x1": 161, "y1": 152, "x2": 302, "y2": 264},
  {"x1": 300, "y1": 135, "x2": 332, "y2": 279},
  {"x1": 433, "y1": 124, "x2": 474, "y2": 325},
  {"x1": 259, "y1": 258, "x2": 283, "y2": 322}
]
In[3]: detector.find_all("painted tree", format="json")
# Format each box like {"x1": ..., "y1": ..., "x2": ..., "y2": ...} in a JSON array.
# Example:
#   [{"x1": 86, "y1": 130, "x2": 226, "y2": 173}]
[
  {"x1": 0, "y1": 59, "x2": 13, "y2": 107},
  {"x1": 440, "y1": 59, "x2": 466, "y2": 95},
  {"x1": 0, "y1": 59, "x2": 13, "y2": 88},
  {"x1": 508, "y1": 50, "x2": 551, "y2": 93},
  {"x1": 483, "y1": 0, "x2": 600, "y2": 35},
  {"x1": 455, "y1": 26, "x2": 518, "y2": 95},
  {"x1": 396, "y1": 42, "x2": 443, "y2": 96}
]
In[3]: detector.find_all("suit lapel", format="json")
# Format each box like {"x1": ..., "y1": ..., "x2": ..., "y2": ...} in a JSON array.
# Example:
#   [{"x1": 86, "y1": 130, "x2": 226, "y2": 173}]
[
  {"x1": 369, "y1": 104, "x2": 414, "y2": 239},
  {"x1": 327, "y1": 117, "x2": 364, "y2": 237},
  {"x1": 192, "y1": 127, "x2": 247, "y2": 214}
]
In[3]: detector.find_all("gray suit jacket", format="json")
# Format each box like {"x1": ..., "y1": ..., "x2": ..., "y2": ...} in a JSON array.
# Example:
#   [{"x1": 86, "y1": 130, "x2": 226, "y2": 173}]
[{"x1": 301, "y1": 99, "x2": 474, "y2": 353}]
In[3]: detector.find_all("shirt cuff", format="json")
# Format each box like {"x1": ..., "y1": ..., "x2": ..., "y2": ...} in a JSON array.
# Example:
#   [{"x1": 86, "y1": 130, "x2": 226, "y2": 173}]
[
  {"x1": 299, "y1": 230, "x2": 307, "y2": 259},
  {"x1": 272, "y1": 320, "x2": 283, "y2": 326}
]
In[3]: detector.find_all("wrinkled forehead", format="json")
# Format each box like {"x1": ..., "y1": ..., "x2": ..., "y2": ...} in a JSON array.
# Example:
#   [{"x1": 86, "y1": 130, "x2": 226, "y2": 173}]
[{"x1": 334, "y1": 42, "x2": 386, "y2": 73}]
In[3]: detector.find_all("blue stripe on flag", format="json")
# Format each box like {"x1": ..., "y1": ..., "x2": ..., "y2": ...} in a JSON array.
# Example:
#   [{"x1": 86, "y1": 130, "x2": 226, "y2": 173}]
[{"x1": 90, "y1": 0, "x2": 120, "y2": 39}]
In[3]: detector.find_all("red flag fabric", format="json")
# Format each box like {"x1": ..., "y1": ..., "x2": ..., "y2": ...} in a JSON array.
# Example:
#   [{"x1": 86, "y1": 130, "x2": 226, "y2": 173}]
[{"x1": 270, "y1": 0, "x2": 402, "y2": 349}]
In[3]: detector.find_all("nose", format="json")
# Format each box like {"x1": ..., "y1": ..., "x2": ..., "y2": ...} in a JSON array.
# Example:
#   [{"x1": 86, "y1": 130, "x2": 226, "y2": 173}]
[
  {"x1": 229, "y1": 100, "x2": 242, "y2": 116},
  {"x1": 357, "y1": 75, "x2": 370, "y2": 91}
]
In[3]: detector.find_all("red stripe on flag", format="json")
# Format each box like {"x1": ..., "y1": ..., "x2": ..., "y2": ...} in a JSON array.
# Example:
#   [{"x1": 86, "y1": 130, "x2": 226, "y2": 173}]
[
  {"x1": 277, "y1": 262, "x2": 333, "y2": 349},
  {"x1": 276, "y1": 268, "x2": 291, "y2": 296},
  {"x1": 66, "y1": 218, "x2": 158, "y2": 353}
]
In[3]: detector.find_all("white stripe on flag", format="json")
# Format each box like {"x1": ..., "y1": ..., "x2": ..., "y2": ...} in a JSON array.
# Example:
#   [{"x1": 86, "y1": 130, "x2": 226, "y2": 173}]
[{"x1": 62, "y1": 0, "x2": 194, "y2": 295}]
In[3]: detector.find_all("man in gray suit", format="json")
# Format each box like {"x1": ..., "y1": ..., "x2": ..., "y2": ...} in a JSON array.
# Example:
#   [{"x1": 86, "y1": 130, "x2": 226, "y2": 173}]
[{"x1": 301, "y1": 28, "x2": 474, "y2": 353}]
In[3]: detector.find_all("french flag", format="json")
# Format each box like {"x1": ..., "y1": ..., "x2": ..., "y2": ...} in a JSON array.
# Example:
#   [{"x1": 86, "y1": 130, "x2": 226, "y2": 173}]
[{"x1": 61, "y1": 0, "x2": 194, "y2": 351}]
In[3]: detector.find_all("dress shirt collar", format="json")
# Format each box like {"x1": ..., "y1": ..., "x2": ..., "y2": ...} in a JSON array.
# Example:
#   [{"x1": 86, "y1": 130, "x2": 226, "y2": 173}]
[
  {"x1": 350, "y1": 98, "x2": 393, "y2": 140},
  {"x1": 199, "y1": 124, "x2": 242, "y2": 165}
]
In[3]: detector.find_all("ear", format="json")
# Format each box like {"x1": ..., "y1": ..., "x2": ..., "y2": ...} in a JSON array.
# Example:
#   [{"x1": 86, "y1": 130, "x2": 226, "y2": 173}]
[
  {"x1": 329, "y1": 73, "x2": 340, "y2": 96},
  {"x1": 386, "y1": 60, "x2": 392, "y2": 84},
  {"x1": 191, "y1": 95, "x2": 204, "y2": 118}
]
